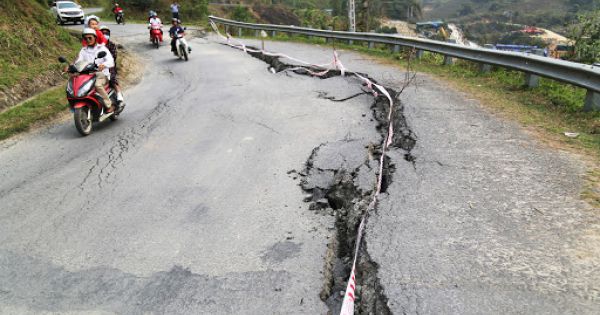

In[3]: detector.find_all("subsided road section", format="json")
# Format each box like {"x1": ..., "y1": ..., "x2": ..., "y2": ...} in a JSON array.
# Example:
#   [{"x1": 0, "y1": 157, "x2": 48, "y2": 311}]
[
  {"x1": 369, "y1": 78, "x2": 600, "y2": 314},
  {"x1": 235, "y1": 38, "x2": 600, "y2": 314}
]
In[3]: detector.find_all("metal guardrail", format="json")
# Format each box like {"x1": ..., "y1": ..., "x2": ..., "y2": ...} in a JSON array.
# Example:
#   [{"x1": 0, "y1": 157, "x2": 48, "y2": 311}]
[{"x1": 209, "y1": 16, "x2": 600, "y2": 110}]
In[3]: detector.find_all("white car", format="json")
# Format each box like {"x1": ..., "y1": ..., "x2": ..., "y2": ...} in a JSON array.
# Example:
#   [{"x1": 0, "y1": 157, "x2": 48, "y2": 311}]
[{"x1": 51, "y1": 1, "x2": 85, "y2": 25}]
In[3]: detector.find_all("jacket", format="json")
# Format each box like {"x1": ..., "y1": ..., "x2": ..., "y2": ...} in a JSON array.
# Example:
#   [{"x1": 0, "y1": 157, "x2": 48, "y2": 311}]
[{"x1": 75, "y1": 44, "x2": 114, "y2": 79}]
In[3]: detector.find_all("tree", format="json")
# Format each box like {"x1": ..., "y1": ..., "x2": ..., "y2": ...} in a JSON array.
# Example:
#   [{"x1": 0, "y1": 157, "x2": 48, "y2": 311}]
[
  {"x1": 387, "y1": 0, "x2": 423, "y2": 21},
  {"x1": 232, "y1": 5, "x2": 253, "y2": 22},
  {"x1": 128, "y1": 0, "x2": 157, "y2": 11},
  {"x1": 459, "y1": 3, "x2": 474, "y2": 16},
  {"x1": 572, "y1": 10, "x2": 600, "y2": 63}
]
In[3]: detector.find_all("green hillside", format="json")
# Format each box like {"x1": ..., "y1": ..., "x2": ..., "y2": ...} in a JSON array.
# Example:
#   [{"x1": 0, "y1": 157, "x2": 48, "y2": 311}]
[
  {"x1": 0, "y1": 0, "x2": 80, "y2": 94},
  {"x1": 101, "y1": 0, "x2": 209, "y2": 23}
]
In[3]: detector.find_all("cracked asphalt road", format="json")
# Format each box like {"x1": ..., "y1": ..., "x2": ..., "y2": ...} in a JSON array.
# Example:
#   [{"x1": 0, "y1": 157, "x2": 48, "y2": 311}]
[
  {"x1": 1, "y1": 23, "x2": 599, "y2": 314},
  {"x1": 231, "y1": 38, "x2": 600, "y2": 313},
  {"x1": 0, "y1": 24, "x2": 377, "y2": 314}
]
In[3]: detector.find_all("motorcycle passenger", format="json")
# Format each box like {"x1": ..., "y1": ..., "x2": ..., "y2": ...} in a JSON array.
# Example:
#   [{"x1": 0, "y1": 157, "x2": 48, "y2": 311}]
[
  {"x1": 112, "y1": 3, "x2": 123, "y2": 23},
  {"x1": 76, "y1": 28, "x2": 115, "y2": 112},
  {"x1": 169, "y1": 18, "x2": 186, "y2": 55},
  {"x1": 99, "y1": 25, "x2": 124, "y2": 105},
  {"x1": 148, "y1": 11, "x2": 163, "y2": 42},
  {"x1": 82, "y1": 15, "x2": 107, "y2": 46}
]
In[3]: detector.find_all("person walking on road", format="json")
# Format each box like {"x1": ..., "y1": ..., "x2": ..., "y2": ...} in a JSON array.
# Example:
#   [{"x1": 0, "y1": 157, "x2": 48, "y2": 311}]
[{"x1": 170, "y1": 1, "x2": 180, "y2": 20}]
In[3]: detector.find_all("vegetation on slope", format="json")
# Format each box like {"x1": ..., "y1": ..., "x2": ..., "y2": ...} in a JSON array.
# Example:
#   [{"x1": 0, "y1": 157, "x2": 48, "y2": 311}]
[
  {"x1": 102, "y1": 0, "x2": 209, "y2": 23},
  {"x1": 0, "y1": 0, "x2": 82, "y2": 118},
  {"x1": 0, "y1": 0, "x2": 79, "y2": 89}
]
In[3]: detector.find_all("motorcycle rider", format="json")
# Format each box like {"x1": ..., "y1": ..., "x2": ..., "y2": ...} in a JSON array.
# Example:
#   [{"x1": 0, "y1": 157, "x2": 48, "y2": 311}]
[
  {"x1": 75, "y1": 28, "x2": 115, "y2": 113},
  {"x1": 82, "y1": 15, "x2": 107, "y2": 46},
  {"x1": 148, "y1": 11, "x2": 163, "y2": 42},
  {"x1": 99, "y1": 25, "x2": 124, "y2": 106},
  {"x1": 169, "y1": 18, "x2": 188, "y2": 56},
  {"x1": 112, "y1": 3, "x2": 123, "y2": 23}
]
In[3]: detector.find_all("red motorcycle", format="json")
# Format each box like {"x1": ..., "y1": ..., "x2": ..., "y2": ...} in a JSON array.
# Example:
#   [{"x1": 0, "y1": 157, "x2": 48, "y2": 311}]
[
  {"x1": 114, "y1": 8, "x2": 125, "y2": 25},
  {"x1": 149, "y1": 23, "x2": 163, "y2": 49},
  {"x1": 58, "y1": 53, "x2": 124, "y2": 136}
]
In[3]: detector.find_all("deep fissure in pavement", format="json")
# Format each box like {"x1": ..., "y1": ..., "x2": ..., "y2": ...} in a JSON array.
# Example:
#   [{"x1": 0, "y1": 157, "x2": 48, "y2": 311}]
[{"x1": 238, "y1": 47, "x2": 416, "y2": 314}]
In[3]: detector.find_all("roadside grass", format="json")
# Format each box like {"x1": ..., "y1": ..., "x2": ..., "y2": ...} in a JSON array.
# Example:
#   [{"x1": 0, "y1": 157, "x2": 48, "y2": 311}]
[
  {"x1": 582, "y1": 168, "x2": 600, "y2": 208},
  {"x1": 0, "y1": 87, "x2": 66, "y2": 141}
]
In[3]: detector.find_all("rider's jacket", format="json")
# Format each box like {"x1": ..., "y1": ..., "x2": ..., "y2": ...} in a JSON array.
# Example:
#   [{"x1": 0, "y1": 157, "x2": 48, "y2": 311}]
[
  {"x1": 169, "y1": 25, "x2": 184, "y2": 37},
  {"x1": 149, "y1": 17, "x2": 162, "y2": 28},
  {"x1": 75, "y1": 44, "x2": 114, "y2": 79}
]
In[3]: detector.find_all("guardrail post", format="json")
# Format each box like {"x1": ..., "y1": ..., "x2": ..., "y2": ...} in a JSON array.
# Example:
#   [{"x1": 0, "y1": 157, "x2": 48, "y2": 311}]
[
  {"x1": 415, "y1": 49, "x2": 424, "y2": 59},
  {"x1": 255, "y1": 30, "x2": 260, "y2": 37},
  {"x1": 524, "y1": 72, "x2": 539, "y2": 87},
  {"x1": 443, "y1": 39, "x2": 456, "y2": 65},
  {"x1": 480, "y1": 45, "x2": 495, "y2": 73},
  {"x1": 238, "y1": 28, "x2": 243, "y2": 37},
  {"x1": 524, "y1": 49, "x2": 545, "y2": 88},
  {"x1": 480, "y1": 64, "x2": 492, "y2": 73},
  {"x1": 307, "y1": 26, "x2": 312, "y2": 40},
  {"x1": 584, "y1": 90, "x2": 600, "y2": 111},
  {"x1": 368, "y1": 42, "x2": 375, "y2": 49},
  {"x1": 443, "y1": 55, "x2": 454, "y2": 65},
  {"x1": 326, "y1": 27, "x2": 333, "y2": 44},
  {"x1": 225, "y1": 25, "x2": 229, "y2": 35},
  {"x1": 271, "y1": 30, "x2": 276, "y2": 37},
  {"x1": 393, "y1": 45, "x2": 400, "y2": 53}
]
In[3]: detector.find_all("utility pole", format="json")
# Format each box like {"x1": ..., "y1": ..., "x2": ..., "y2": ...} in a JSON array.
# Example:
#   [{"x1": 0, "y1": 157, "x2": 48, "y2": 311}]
[
  {"x1": 363, "y1": 0, "x2": 369, "y2": 32},
  {"x1": 348, "y1": 0, "x2": 356, "y2": 32}
]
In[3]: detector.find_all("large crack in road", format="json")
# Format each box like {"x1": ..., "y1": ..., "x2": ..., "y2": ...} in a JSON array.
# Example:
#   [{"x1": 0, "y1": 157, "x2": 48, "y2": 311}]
[{"x1": 235, "y1": 46, "x2": 417, "y2": 314}]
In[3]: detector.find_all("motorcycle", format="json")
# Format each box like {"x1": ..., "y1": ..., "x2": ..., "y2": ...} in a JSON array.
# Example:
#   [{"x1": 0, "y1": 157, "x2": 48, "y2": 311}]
[
  {"x1": 149, "y1": 24, "x2": 163, "y2": 49},
  {"x1": 58, "y1": 52, "x2": 124, "y2": 136},
  {"x1": 174, "y1": 28, "x2": 189, "y2": 61},
  {"x1": 115, "y1": 9, "x2": 125, "y2": 25}
]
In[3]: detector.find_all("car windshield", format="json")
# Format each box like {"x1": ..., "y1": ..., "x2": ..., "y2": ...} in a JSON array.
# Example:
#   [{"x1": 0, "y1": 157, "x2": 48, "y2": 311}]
[{"x1": 58, "y1": 2, "x2": 78, "y2": 9}]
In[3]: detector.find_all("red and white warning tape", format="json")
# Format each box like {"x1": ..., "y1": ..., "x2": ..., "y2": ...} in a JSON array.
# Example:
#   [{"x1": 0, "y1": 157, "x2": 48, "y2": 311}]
[{"x1": 210, "y1": 22, "x2": 396, "y2": 314}]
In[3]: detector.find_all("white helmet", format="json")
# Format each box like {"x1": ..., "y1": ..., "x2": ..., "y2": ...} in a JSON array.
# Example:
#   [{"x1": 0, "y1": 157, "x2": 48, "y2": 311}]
[
  {"x1": 82, "y1": 28, "x2": 97, "y2": 37},
  {"x1": 85, "y1": 15, "x2": 100, "y2": 25}
]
